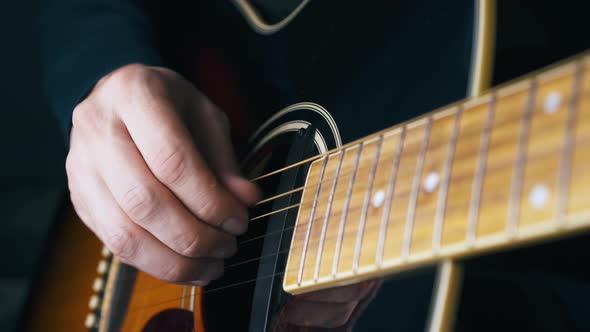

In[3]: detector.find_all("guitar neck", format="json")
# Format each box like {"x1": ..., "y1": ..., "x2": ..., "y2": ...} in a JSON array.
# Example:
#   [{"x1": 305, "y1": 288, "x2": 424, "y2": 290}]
[{"x1": 283, "y1": 53, "x2": 590, "y2": 295}]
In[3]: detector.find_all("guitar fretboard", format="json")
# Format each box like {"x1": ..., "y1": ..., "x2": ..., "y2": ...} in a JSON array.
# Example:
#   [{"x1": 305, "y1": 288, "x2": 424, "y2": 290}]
[{"x1": 283, "y1": 54, "x2": 590, "y2": 295}]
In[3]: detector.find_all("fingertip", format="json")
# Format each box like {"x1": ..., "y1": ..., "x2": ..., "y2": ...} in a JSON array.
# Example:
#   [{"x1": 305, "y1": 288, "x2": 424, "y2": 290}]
[
  {"x1": 204, "y1": 260, "x2": 225, "y2": 280},
  {"x1": 250, "y1": 184, "x2": 263, "y2": 205},
  {"x1": 220, "y1": 173, "x2": 262, "y2": 206},
  {"x1": 222, "y1": 217, "x2": 248, "y2": 235},
  {"x1": 188, "y1": 280, "x2": 210, "y2": 286}
]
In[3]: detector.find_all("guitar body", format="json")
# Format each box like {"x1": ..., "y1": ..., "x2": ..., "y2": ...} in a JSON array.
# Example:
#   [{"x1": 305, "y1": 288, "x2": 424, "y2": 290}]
[{"x1": 22, "y1": 1, "x2": 590, "y2": 331}]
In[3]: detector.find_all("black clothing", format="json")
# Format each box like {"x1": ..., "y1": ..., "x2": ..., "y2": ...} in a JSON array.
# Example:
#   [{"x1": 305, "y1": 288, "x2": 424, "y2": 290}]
[{"x1": 41, "y1": 0, "x2": 162, "y2": 137}]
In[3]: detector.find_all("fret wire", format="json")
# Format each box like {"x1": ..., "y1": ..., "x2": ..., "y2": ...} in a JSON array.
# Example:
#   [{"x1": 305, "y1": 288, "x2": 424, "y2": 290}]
[
  {"x1": 284, "y1": 126, "x2": 590, "y2": 258},
  {"x1": 133, "y1": 129, "x2": 590, "y2": 300},
  {"x1": 240, "y1": 131, "x2": 590, "y2": 276},
  {"x1": 352, "y1": 135, "x2": 384, "y2": 273},
  {"x1": 466, "y1": 95, "x2": 496, "y2": 244},
  {"x1": 180, "y1": 285, "x2": 186, "y2": 309},
  {"x1": 402, "y1": 118, "x2": 433, "y2": 259},
  {"x1": 282, "y1": 95, "x2": 573, "y2": 241},
  {"x1": 262, "y1": 101, "x2": 556, "y2": 218},
  {"x1": 296, "y1": 156, "x2": 328, "y2": 285},
  {"x1": 433, "y1": 107, "x2": 463, "y2": 251},
  {"x1": 189, "y1": 285, "x2": 196, "y2": 312},
  {"x1": 331, "y1": 144, "x2": 363, "y2": 278},
  {"x1": 507, "y1": 80, "x2": 537, "y2": 235},
  {"x1": 285, "y1": 132, "x2": 590, "y2": 261},
  {"x1": 555, "y1": 62, "x2": 583, "y2": 226},
  {"x1": 313, "y1": 150, "x2": 346, "y2": 282},
  {"x1": 376, "y1": 127, "x2": 406, "y2": 267}
]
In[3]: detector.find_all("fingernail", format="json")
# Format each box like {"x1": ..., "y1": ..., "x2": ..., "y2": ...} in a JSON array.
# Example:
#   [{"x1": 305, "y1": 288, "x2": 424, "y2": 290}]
[
  {"x1": 222, "y1": 217, "x2": 247, "y2": 235},
  {"x1": 212, "y1": 244, "x2": 236, "y2": 258},
  {"x1": 211, "y1": 248, "x2": 225, "y2": 258},
  {"x1": 252, "y1": 186, "x2": 263, "y2": 206},
  {"x1": 189, "y1": 280, "x2": 210, "y2": 286}
]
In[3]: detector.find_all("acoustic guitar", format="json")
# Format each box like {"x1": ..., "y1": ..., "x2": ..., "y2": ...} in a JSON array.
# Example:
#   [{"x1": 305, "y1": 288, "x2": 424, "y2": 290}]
[{"x1": 22, "y1": 1, "x2": 590, "y2": 331}]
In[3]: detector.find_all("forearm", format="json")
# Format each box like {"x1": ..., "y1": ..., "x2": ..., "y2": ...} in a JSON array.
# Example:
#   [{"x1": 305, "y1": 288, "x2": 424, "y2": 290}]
[{"x1": 40, "y1": 0, "x2": 162, "y2": 140}]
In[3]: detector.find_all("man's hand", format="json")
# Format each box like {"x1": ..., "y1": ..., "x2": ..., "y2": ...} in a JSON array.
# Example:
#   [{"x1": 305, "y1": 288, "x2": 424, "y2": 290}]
[
  {"x1": 66, "y1": 64, "x2": 259, "y2": 284},
  {"x1": 274, "y1": 280, "x2": 381, "y2": 330}
]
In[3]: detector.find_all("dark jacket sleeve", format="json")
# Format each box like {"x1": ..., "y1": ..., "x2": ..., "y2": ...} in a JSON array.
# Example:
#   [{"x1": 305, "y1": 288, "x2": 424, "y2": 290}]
[{"x1": 40, "y1": 0, "x2": 162, "y2": 140}]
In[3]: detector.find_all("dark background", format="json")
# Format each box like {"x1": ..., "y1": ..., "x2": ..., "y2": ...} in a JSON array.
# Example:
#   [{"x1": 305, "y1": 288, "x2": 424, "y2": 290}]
[
  {"x1": 1, "y1": 1, "x2": 590, "y2": 331},
  {"x1": 0, "y1": 2, "x2": 67, "y2": 331}
]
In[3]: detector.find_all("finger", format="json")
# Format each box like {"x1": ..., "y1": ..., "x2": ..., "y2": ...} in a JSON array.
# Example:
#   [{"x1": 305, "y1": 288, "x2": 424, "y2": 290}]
[
  {"x1": 282, "y1": 299, "x2": 358, "y2": 328},
  {"x1": 66, "y1": 160, "x2": 90, "y2": 223},
  {"x1": 75, "y1": 164, "x2": 224, "y2": 282},
  {"x1": 298, "y1": 280, "x2": 378, "y2": 303},
  {"x1": 187, "y1": 96, "x2": 260, "y2": 206},
  {"x1": 119, "y1": 80, "x2": 249, "y2": 235},
  {"x1": 66, "y1": 129, "x2": 95, "y2": 228},
  {"x1": 93, "y1": 123, "x2": 237, "y2": 258}
]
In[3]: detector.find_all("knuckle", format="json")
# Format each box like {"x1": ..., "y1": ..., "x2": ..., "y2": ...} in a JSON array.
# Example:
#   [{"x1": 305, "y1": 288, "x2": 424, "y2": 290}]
[
  {"x1": 110, "y1": 64, "x2": 151, "y2": 87},
  {"x1": 214, "y1": 108, "x2": 231, "y2": 133},
  {"x1": 174, "y1": 231, "x2": 203, "y2": 257},
  {"x1": 64, "y1": 153, "x2": 77, "y2": 176},
  {"x1": 141, "y1": 67, "x2": 168, "y2": 92},
  {"x1": 71, "y1": 104, "x2": 90, "y2": 129},
  {"x1": 120, "y1": 185, "x2": 160, "y2": 225},
  {"x1": 194, "y1": 192, "x2": 223, "y2": 224},
  {"x1": 151, "y1": 147, "x2": 188, "y2": 187},
  {"x1": 71, "y1": 100, "x2": 108, "y2": 138},
  {"x1": 105, "y1": 227, "x2": 139, "y2": 261},
  {"x1": 160, "y1": 261, "x2": 191, "y2": 282},
  {"x1": 352, "y1": 282, "x2": 374, "y2": 300},
  {"x1": 324, "y1": 304, "x2": 356, "y2": 328},
  {"x1": 118, "y1": 63, "x2": 148, "y2": 77},
  {"x1": 69, "y1": 192, "x2": 89, "y2": 222},
  {"x1": 121, "y1": 65, "x2": 166, "y2": 95},
  {"x1": 103, "y1": 65, "x2": 162, "y2": 105}
]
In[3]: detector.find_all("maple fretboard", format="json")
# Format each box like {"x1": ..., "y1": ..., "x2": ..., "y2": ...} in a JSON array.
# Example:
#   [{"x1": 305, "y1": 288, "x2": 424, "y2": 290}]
[{"x1": 284, "y1": 54, "x2": 590, "y2": 295}]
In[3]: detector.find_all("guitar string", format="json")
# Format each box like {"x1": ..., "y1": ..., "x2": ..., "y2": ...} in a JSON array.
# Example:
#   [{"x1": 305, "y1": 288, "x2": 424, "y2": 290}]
[
  {"x1": 106, "y1": 105, "x2": 587, "y2": 293},
  {"x1": 121, "y1": 189, "x2": 579, "y2": 314},
  {"x1": 250, "y1": 154, "x2": 323, "y2": 182},
  {"x1": 246, "y1": 82, "x2": 586, "y2": 185},
  {"x1": 243, "y1": 120, "x2": 590, "y2": 278},
  {"x1": 253, "y1": 187, "x2": 304, "y2": 206},
  {"x1": 244, "y1": 99, "x2": 584, "y2": 223},
  {"x1": 249, "y1": 203, "x2": 301, "y2": 221},
  {"x1": 250, "y1": 132, "x2": 582, "y2": 267},
  {"x1": 114, "y1": 131, "x2": 590, "y2": 311},
  {"x1": 110, "y1": 107, "x2": 588, "y2": 288},
  {"x1": 121, "y1": 273, "x2": 285, "y2": 315},
  {"x1": 245, "y1": 93, "x2": 589, "y2": 221},
  {"x1": 109, "y1": 91, "x2": 588, "y2": 312},
  {"x1": 268, "y1": 141, "x2": 583, "y2": 255}
]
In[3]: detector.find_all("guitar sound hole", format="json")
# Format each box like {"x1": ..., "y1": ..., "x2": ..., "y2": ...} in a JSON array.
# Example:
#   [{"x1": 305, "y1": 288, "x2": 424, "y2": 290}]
[{"x1": 142, "y1": 309, "x2": 194, "y2": 332}]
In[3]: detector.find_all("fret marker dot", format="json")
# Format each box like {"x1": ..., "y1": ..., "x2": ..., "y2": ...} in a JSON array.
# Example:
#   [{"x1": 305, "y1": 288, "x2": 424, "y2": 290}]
[
  {"x1": 372, "y1": 190, "x2": 385, "y2": 208},
  {"x1": 544, "y1": 92, "x2": 562, "y2": 113},
  {"x1": 529, "y1": 184, "x2": 550, "y2": 209},
  {"x1": 423, "y1": 172, "x2": 440, "y2": 193}
]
